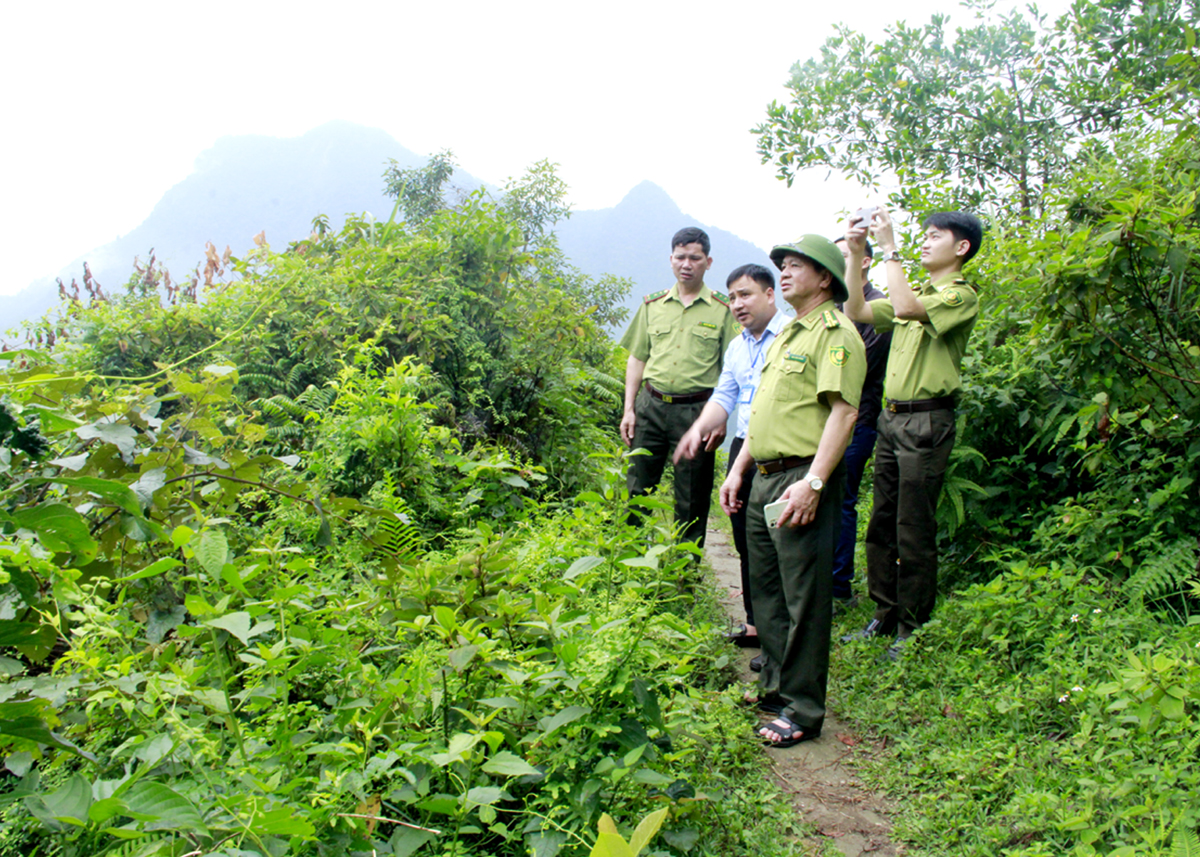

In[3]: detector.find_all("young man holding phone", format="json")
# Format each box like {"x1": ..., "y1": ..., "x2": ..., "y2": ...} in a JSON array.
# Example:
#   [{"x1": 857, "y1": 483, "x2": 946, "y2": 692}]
[{"x1": 841, "y1": 208, "x2": 983, "y2": 659}]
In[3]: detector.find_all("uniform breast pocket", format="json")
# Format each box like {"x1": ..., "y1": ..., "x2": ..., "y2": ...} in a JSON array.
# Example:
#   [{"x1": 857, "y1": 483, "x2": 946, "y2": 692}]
[
  {"x1": 770, "y1": 356, "x2": 810, "y2": 401},
  {"x1": 648, "y1": 324, "x2": 674, "y2": 348},
  {"x1": 690, "y1": 325, "x2": 720, "y2": 360}
]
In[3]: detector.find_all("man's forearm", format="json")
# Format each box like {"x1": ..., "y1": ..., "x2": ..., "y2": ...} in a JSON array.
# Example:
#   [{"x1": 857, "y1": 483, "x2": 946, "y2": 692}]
[
  {"x1": 879, "y1": 250, "x2": 926, "y2": 321},
  {"x1": 690, "y1": 399, "x2": 730, "y2": 438},
  {"x1": 807, "y1": 399, "x2": 858, "y2": 482},
  {"x1": 843, "y1": 254, "x2": 873, "y2": 324},
  {"x1": 728, "y1": 435, "x2": 756, "y2": 479}
]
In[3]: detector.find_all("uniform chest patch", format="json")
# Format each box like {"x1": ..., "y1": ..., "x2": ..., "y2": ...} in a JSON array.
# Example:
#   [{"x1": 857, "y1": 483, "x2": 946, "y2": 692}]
[
  {"x1": 828, "y1": 345, "x2": 848, "y2": 367},
  {"x1": 784, "y1": 352, "x2": 808, "y2": 364},
  {"x1": 942, "y1": 289, "x2": 964, "y2": 307},
  {"x1": 698, "y1": 321, "x2": 717, "y2": 330}
]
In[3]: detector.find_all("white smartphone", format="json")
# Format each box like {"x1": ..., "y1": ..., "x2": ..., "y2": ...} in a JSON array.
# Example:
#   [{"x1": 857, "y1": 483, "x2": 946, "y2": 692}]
[
  {"x1": 852, "y1": 206, "x2": 878, "y2": 228},
  {"x1": 764, "y1": 498, "x2": 790, "y2": 529}
]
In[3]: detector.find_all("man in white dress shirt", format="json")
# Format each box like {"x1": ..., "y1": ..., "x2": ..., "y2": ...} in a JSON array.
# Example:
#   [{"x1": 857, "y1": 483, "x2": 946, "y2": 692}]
[{"x1": 676, "y1": 264, "x2": 785, "y2": 657}]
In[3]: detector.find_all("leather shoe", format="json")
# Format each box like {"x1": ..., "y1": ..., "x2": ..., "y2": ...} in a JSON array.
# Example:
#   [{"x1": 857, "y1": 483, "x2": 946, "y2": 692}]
[
  {"x1": 749, "y1": 654, "x2": 763, "y2": 672},
  {"x1": 840, "y1": 618, "x2": 887, "y2": 643}
]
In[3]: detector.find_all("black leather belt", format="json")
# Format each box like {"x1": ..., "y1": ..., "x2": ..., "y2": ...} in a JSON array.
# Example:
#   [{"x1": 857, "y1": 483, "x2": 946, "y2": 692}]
[
  {"x1": 886, "y1": 396, "x2": 955, "y2": 414},
  {"x1": 755, "y1": 456, "x2": 809, "y2": 476},
  {"x1": 645, "y1": 382, "x2": 712, "y2": 405}
]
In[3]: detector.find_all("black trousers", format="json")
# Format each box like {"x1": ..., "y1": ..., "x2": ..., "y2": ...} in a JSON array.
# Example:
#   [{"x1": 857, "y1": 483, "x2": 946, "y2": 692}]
[
  {"x1": 747, "y1": 461, "x2": 844, "y2": 733},
  {"x1": 626, "y1": 389, "x2": 715, "y2": 548},
  {"x1": 864, "y1": 408, "x2": 956, "y2": 633}
]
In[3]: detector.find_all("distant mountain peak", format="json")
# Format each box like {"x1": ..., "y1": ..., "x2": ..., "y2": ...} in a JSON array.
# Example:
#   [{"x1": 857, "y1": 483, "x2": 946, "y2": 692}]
[{"x1": 616, "y1": 180, "x2": 678, "y2": 211}]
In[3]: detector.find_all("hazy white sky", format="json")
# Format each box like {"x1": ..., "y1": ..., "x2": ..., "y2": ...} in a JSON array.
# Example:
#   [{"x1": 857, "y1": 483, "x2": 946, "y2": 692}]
[{"x1": 1, "y1": 0, "x2": 1063, "y2": 298}]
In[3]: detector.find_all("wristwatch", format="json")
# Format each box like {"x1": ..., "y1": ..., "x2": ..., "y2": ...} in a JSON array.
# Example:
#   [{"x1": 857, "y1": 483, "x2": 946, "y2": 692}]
[
  {"x1": 881, "y1": 249, "x2": 902, "y2": 263},
  {"x1": 803, "y1": 472, "x2": 824, "y2": 492}
]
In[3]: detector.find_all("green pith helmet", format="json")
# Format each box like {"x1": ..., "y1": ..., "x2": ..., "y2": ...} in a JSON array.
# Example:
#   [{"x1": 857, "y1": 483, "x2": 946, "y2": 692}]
[{"x1": 769, "y1": 234, "x2": 849, "y2": 304}]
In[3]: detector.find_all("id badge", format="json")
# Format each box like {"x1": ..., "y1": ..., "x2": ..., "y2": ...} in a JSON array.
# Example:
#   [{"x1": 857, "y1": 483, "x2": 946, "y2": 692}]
[{"x1": 738, "y1": 384, "x2": 756, "y2": 405}]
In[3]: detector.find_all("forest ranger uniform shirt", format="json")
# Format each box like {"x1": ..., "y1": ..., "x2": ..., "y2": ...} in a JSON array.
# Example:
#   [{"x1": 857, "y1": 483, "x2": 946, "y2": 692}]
[
  {"x1": 868, "y1": 273, "x2": 980, "y2": 401},
  {"x1": 746, "y1": 301, "x2": 867, "y2": 461},
  {"x1": 620, "y1": 284, "x2": 739, "y2": 394}
]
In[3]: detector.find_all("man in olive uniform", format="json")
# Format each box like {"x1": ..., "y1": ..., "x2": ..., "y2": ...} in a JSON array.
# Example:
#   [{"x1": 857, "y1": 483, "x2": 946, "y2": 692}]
[
  {"x1": 720, "y1": 235, "x2": 865, "y2": 746},
  {"x1": 841, "y1": 209, "x2": 983, "y2": 658},
  {"x1": 620, "y1": 227, "x2": 739, "y2": 547}
]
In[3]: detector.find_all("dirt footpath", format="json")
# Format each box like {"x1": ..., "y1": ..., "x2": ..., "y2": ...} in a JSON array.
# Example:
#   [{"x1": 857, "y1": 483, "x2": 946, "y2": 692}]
[{"x1": 705, "y1": 527, "x2": 901, "y2": 857}]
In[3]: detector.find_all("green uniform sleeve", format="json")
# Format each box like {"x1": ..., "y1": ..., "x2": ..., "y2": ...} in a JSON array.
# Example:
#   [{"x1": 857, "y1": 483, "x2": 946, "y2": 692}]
[
  {"x1": 815, "y1": 328, "x2": 868, "y2": 410},
  {"x1": 869, "y1": 298, "x2": 897, "y2": 333},
  {"x1": 919, "y1": 286, "x2": 979, "y2": 339},
  {"x1": 619, "y1": 302, "x2": 652, "y2": 362}
]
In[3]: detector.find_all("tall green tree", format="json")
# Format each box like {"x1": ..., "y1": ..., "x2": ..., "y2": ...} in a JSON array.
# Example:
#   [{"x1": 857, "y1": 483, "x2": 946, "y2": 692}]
[{"x1": 755, "y1": 0, "x2": 1199, "y2": 219}]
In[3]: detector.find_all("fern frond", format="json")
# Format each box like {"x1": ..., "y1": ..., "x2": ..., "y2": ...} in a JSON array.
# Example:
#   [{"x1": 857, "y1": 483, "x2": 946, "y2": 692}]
[
  {"x1": 1124, "y1": 539, "x2": 1199, "y2": 601},
  {"x1": 286, "y1": 363, "x2": 309, "y2": 397},
  {"x1": 1172, "y1": 825, "x2": 1200, "y2": 857},
  {"x1": 265, "y1": 423, "x2": 306, "y2": 440},
  {"x1": 258, "y1": 395, "x2": 309, "y2": 421}
]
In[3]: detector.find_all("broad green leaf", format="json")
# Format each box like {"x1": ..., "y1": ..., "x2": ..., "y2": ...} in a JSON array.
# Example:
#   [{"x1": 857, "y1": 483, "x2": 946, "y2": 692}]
[
  {"x1": 245, "y1": 806, "x2": 315, "y2": 837},
  {"x1": 204, "y1": 612, "x2": 252, "y2": 645},
  {"x1": 5, "y1": 751, "x2": 32, "y2": 776},
  {"x1": 193, "y1": 689, "x2": 229, "y2": 714},
  {"x1": 32, "y1": 476, "x2": 141, "y2": 514},
  {"x1": 76, "y1": 421, "x2": 138, "y2": 458},
  {"x1": 24, "y1": 406, "x2": 84, "y2": 434},
  {"x1": 628, "y1": 808, "x2": 668, "y2": 855},
  {"x1": 0, "y1": 716, "x2": 99, "y2": 762},
  {"x1": 36, "y1": 773, "x2": 92, "y2": 825},
  {"x1": 11, "y1": 503, "x2": 97, "y2": 558},
  {"x1": 196, "y1": 530, "x2": 229, "y2": 578},
  {"x1": 448, "y1": 645, "x2": 479, "y2": 671},
  {"x1": 432, "y1": 605, "x2": 458, "y2": 631},
  {"x1": 539, "y1": 705, "x2": 590, "y2": 735},
  {"x1": 527, "y1": 831, "x2": 567, "y2": 857},
  {"x1": 49, "y1": 452, "x2": 89, "y2": 471},
  {"x1": 661, "y1": 828, "x2": 699, "y2": 853},
  {"x1": 630, "y1": 769, "x2": 672, "y2": 785},
  {"x1": 464, "y1": 786, "x2": 504, "y2": 806},
  {"x1": 590, "y1": 830, "x2": 635, "y2": 857},
  {"x1": 391, "y1": 826, "x2": 438, "y2": 857},
  {"x1": 0, "y1": 620, "x2": 45, "y2": 648},
  {"x1": 481, "y1": 751, "x2": 540, "y2": 777},
  {"x1": 124, "y1": 781, "x2": 209, "y2": 833},
  {"x1": 88, "y1": 797, "x2": 130, "y2": 824},
  {"x1": 564, "y1": 556, "x2": 604, "y2": 580},
  {"x1": 114, "y1": 557, "x2": 183, "y2": 583}
]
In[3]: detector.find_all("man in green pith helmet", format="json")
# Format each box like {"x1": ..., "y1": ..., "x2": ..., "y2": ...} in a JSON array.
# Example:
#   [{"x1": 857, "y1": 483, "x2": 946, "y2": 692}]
[
  {"x1": 619, "y1": 227, "x2": 739, "y2": 548},
  {"x1": 840, "y1": 208, "x2": 983, "y2": 660},
  {"x1": 721, "y1": 234, "x2": 865, "y2": 747}
]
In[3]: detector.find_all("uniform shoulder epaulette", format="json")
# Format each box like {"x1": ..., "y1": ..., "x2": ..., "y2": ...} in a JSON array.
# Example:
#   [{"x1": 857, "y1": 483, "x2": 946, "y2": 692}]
[
  {"x1": 643, "y1": 289, "x2": 670, "y2": 304},
  {"x1": 822, "y1": 310, "x2": 840, "y2": 329},
  {"x1": 711, "y1": 291, "x2": 730, "y2": 307}
]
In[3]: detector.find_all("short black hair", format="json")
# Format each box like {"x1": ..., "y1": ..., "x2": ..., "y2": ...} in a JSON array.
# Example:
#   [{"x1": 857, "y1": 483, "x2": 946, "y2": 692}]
[
  {"x1": 922, "y1": 211, "x2": 984, "y2": 264},
  {"x1": 726, "y1": 264, "x2": 775, "y2": 291},
  {"x1": 672, "y1": 227, "x2": 711, "y2": 256},
  {"x1": 834, "y1": 236, "x2": 874, "y2": 258}
]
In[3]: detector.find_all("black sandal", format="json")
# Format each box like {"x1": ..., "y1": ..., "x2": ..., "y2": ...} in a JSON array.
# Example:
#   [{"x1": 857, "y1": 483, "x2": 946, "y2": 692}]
[{"x1": 758, "y1": 715, "x2": 820, "y2": 748}]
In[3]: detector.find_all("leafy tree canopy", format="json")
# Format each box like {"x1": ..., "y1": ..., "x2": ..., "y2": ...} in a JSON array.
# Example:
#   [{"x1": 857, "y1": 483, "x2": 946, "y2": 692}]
[{"x1": 755, "y1": 0, "x2": 1200, "y2": 219}]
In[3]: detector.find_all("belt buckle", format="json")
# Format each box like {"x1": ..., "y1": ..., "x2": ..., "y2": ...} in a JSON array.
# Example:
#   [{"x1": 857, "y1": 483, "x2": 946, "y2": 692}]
[
  {"x1": 757, "y1": 463, "x2": 769, "y2": 476},
  {"x1": 887, "y1": 401, "x2": 897, "y2": 413},
  {"x1": 662, "y1": 394, "x2": 673, "y2": 404}
]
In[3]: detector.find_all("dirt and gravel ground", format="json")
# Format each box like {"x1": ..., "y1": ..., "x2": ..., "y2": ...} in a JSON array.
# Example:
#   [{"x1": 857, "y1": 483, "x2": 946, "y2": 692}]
[{"x1": 704, "y1": 527, "x2": 903, "y2": 857}]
